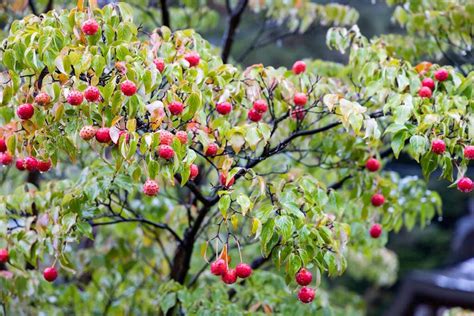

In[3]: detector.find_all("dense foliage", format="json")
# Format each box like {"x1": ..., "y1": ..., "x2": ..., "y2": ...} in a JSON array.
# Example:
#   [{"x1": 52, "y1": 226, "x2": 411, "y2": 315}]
[{"x1": 0, "y1": 1, "x2": 472, "y2": 315}]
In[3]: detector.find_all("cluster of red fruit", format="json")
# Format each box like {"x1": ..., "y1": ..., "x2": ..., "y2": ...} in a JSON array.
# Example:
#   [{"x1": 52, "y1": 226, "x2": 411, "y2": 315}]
[
  {"x1": 248, "y1": 100, "x2": 269, "y2": 122},
  {"x1": 365, "y1": 157, "x2": 384, "y2": 238},
  {"x1": 0, "y1": 139, "x2": 52, "y2": 172},
  {"x1": 418, "y1": 68, "x2": 449, "y2": 99},
  {"x1": 295, "y1": 268, "x2": 316, "y2": 304},
  {"x1": 290, "y1": 60, "x2": 308, "y2": 120},
  {"x1": 209, "y1": 258, "x2": 252, "y2": 284},
  {"x1": 0, "y1": 248, "x2": 58, "y2": 282},
  {"x1": 430, "y1": 140, "x2": 474, "y2": 193}
]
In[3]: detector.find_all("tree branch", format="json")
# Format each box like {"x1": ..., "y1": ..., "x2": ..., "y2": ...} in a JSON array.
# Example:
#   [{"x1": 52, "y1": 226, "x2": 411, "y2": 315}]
[
  {"x1": 160, "y1": 0, "x2": 170, "y2": 28},
  {"x1": 221, "y1": 0, "x2": 249, "y2": 63}
]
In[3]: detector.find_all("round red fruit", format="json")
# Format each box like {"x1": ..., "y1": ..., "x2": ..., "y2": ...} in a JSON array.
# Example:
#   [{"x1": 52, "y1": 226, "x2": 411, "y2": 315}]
[
  {"x1": 81, "y1": 19, "x2": 99, "y2": 36},
  {"x1": 292, "y1": 60, "x2": 306, "y2": 75},
  {"x1": 431, "y1": 139, "x2": 446, "y2": 155},
  {"x1": 84, "y1": 86, "x2": 101, "y2": 102},
  {"x1": 366, "y1": 158, "x2": 380, "y2": 172},
  {"x1": 221, "y1": 269, "x2": 237, "y2": 284},
  {"x1": 43, "y1": 267, "x2": 58, "y2": 282},
  {"x1": 457, "y1": 177, "x2": 473, "y2": 193},
  {"x1": 37, "y1": 159, "x2": 52, "y2": 172},
  {"x1": 24, "y1": 156, "x2": 38, "y2": 171},
  {"x1": 298, "y1": 287, "x2": 315, "y2": 304},
  {"x1": 210, "y1": 258, "x2": 227, "y2": 276},
  {"x1": 67, "y1": 91, "x2": 84, "y2": 106},
  {"x1": 0, "y1": 153, "x2": 13, "y2": 166},
  {"x1": 158, "y1": 145, "x2": 175, "y2": 160},
  {"x1": 220, "y1": 173, "x2": 235, "y2": 188},
  {"x1": 291, "y1": 106, "x2": 305, "y2": 120},
  {"x1": 176, "y1": 131, "x2": 188, "y2": 144},
  {"x1": 421, "y1": 78, "x2": 435, "y2": 90},
  {"x1": 168, "y1": 101, "x2": 184, "y2": 116},
  {"x1": 295, "y1": 268, "x2": 312, "y2": 286},
  {"x1": 80, "y1": 126, "x2": 97, "y2": 140},
  {"x1": 253, "y1": 99, "x2": 268, "y2": 113},
  {"x1": 35, "y1": 92, "x2": 51, "y2": 106},
  {"x1": 190, "y1": 164, "x2": 199, "y2": 180},
  {"x1": 434, "y1": 68, "x2": 449, "y2": 81},
  {"x1": 143, "y1": 179, "x2": 160, "y2": 196},
  {"x1": 206, "y1": 143, "x2": 218, "y2": 157},
  {"x1": 95, "y1": 127, "x2": 111, "y2": 143},
  {"x1": 159, "y1": 130, "x2": 173, "y2": 145},
  {"x1": 463, "y1": 146, "x2": 474, "y2": 160},
  {"x1": 121, "y1": 80, "x2": 137, "y2": 96},
  {"x1": 248, "y1": 108, "x2": 263, "y2": 122},
  {"x1": 0, "y1": 249, "x2": 8, "y2": 263},
  {"x1": 371, "y1": 193, "x2": 385, "y2": 207},
  {"x1": 17, "y1": 103, "x2": 34, "y2": 120},
  {"x1": 15, "y1": 158, "x2": 26, "y2": 171},
  {"x1": 154, "y1": 58, "x2": 165, "y2": 73},
  {"x1": 235, "y1": 263, "x2": 252, "y2": 279},
  {"x1": 0, "y1": 138, "x2": 6, "y2": 152},
  {"x1": 184, "y1": 52, "x2": 200, "y2": 67},
  {"x1": 418, "y1": 86, "x2": 432, "y2": 98},
  {"x1": 293, "y1": 93, "x2": 307, "y2": 106},
  {"x1": 370, "y1": 223, "x2": 382, "y2": 238},
  {"x1": 216, "y1": 102, "x2": 232, "y2": 115}
]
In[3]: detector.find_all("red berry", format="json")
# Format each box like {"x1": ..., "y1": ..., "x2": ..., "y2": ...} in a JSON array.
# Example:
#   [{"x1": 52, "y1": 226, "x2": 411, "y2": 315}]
[
  {"x1": 0, "y1": 152, "x2": 13, "y2": 166},
  {"x1": 168, "y1": 101, "x2": 184, "y2": 116},
  {"x1": 235, "y1": 263, "x2": 252, "y2": 279},
  {"x1": 159, "y1": 130, "x2": 173, "y2": 145},
  {"x1": 418, "y1": 86, "x2": 432, "y2": 98},
  {"x1": 371, "y1": 193, "x2": 385, "y2": 207},
  {"x1": 84, "y1": 86, "x2": 101, "y2": 102},
  {"x1": 154, "y1": 58, "x2": 165, "y2": 72},
  {"x1": 298, "y1": 287, "x2": 315, "y2": 304},
  {"x1": 291, "y1": 106, "x2": 305, "y2": 120},
  {"x1": 221, "y1": 268, "x2": 237, "y2": 284},
  {"x1": 121, "y1": 80, "x2": 137, "y2": 96},
  {"x1": 463, "y1": 146, "x2": 474, "y2": 160},
  {"x1": 95, "y1": 127, "x2": 111, "y2": 143},
  {"x1": 190, "y1": 164, "x2": 199, "y2": 180},
  {"x1": 176, "y1": 131, "x2": 188, "y2": 144},
  {"x1": 17, "y1": 103, "x2": 34, "y2": 120},
  {"x1": 365, "y1": 158, "x2": 380, "y2": 172},
  {"x1": 143, "y1": 179, "x2": 160, "y2": 196},
  {"x1": 248, "y1": 108, "x2": 263, "y2": 122},
  {"x1": 253, "y1": 99, "x2": 268, "y2": 113},
  {"x1": 421, "y1": 78, "x2": 435, "y2": 90},
  {"x1": 37, "y1": 159, "x2": 52, "y2": 172},
  {"x1": 293, "y1": 93, "x2": 307, "y2": 106},
  {"x1": 43, "y1": 267, "x2": 58, "y2": 282},
  {"x1": 184, "y1": 52, "x2": 200, "y2": 67},
  {"x1": 0, "y1": 138, "x2": 6, "y2": 152},
  {"x1": 206, "y1": 143, "x2": 218, "y2": 157},
  {"x1": 370, "y1": 223, "x2": 382, "y2": 238},
  {"x1": 431, "y1": 139, "x2": 446, "y2": 155},
  {"x1": 81, "y1": 19, "x2": 99, "y2": 36},
  {"x1": 220, "y1": 173, "x2": 235, "y2": 188},
  {"x1": 292, "y1": 60, "x2": 306, "y2": 75},
  {"x1": 80, "y1": 126, "x2": 97, "y2": 140},
  {"x1": 15, "y1": 158, "x2": 26, "y2": 171},
  {"x1": 457, "y1": 177, "x2": 473, "y2": 193},
  {"x1": 67, "y1": 91, "x2": 84, "y2": 106},
  {"x1": 216, "y1": 102, "x2": 232, "y2": 115},
  {"x1": 0, "y1": 249, "x2": 8, "y2": 263},
  {"x1": 114, "y1": 130, "x2": 130, "y2": 144},
  {"x1": 210, "y1": 258, "x2": 227, "y2": 276},
  {"x1": 35, "y1": 92, "x2": 51, "y2": 106},
  {"x1": 25, "y1": 156, "x2": 38, "y2": 171},
  {"x1": 158, "y1": 145, "x2": 174, "y2": 160},
  {"x1": 295, "y1": 268, "x2": 312, "y2": 286},
  {"x1": 434, "y1": 68, "x2": 449, "y2": 81}
]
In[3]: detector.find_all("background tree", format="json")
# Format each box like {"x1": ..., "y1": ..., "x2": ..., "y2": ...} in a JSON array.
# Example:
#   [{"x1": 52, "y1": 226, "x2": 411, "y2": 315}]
[{"x1": 0, "y1": 1, "x2": 473, "y2": 315}]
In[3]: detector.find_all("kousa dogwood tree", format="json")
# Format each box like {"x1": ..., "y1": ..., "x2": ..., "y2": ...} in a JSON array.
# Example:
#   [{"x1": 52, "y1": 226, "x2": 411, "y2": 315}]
[{"x1": 0, "y1": 1, "x2": 473, "y2": 315}]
